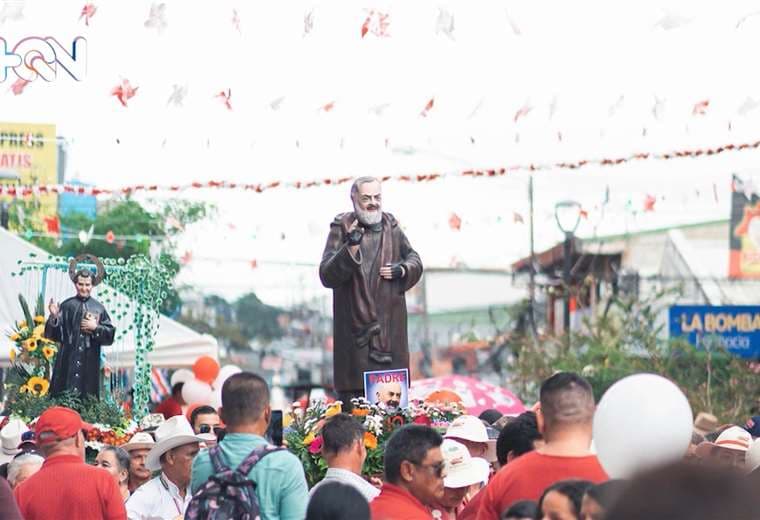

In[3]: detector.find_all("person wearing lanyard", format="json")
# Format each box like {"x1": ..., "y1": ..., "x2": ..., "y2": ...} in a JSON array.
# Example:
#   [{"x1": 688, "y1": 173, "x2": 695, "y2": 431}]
[{"x1": 126, "y1": 417, "x2": 202, "y2": 520}]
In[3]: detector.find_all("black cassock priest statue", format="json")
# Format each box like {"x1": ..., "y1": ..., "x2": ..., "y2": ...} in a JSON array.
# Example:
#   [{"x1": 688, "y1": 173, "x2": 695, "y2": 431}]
[{"x1": 44, "y1": 256, "x2": 115, "y2": 398}]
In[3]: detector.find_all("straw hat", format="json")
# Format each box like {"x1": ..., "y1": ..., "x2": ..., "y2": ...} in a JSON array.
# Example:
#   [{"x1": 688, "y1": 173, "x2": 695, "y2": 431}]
[
  {"x1": 693, "y1": 412, "x2": 719, "y2": 437},
  {"x1": 122, "y1": 431, "x2": 156, "y2": 452},
  {"x1": 145, "y1": 416, "x2": 203, "y2": 471}
]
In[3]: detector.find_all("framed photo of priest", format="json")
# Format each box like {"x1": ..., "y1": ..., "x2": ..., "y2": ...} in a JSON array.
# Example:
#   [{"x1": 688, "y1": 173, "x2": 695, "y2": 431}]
[{"x1": 364, "y1": 368, "x2": 409, "y2": 409}]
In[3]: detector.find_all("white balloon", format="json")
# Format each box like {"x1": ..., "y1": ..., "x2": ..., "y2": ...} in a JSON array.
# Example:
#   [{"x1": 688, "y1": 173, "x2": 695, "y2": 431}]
[
  {"x1": 212, "y1": 365, "x2": 242, "y2": 390},
  {"x1": 170, "y1": 368, "x2": 195, "y2": 387},
  {"x1": 209, "y1": 387, "x2": 223, "y2": 409},
  {"x1": 593, "y1": 373, "x2": 693, "y2": 478},
  {"x1": 181, "y1": 378, "x2": 213, "y2": 405}
]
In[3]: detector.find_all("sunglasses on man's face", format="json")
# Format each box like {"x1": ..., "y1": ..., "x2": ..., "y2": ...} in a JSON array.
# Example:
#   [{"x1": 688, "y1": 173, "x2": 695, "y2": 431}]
[
  {"x1": 198, "y1": 424, "x2": 224, "y2": 436},
  {"x1": 412, "y1": 460, "x2": 446, "y2": 479}
]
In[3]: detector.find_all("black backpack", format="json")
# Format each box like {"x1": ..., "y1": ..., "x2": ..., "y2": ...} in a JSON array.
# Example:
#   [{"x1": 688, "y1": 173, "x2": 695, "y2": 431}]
[{"x1": 185, "y1": 444, "x2": 285, "y2": 520}]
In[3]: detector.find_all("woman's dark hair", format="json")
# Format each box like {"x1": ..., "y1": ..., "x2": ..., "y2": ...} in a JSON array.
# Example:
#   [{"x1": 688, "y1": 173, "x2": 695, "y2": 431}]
[
  {"x1": 306, "y1": 481, "x2": 370, "y2": 520},
  {"x1": 496, "y1": 411, "x2": 541, "y2": 465},
  {"x1": 537, "y1": 479, "x2": 593, "y2": 519},
  {"x1": 585, "y1": 479, "x2": 627, "y2": 510},
  {"x1": 479, "y1": 408, "x2": 504, "y2": 425},
  {"x1": 101, "y1": 446, "x2": 130, "y2": 474},
  {"x1": 502, "y1": 500, "x2": 538, "y2": 519}
]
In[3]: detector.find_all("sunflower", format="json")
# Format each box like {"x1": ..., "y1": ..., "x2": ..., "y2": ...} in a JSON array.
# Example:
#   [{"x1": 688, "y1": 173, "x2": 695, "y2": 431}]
[
  {"x1": 22, "y1": 338, "x2": 38, "y2": 352},
  {"x1": 364, "y1": 431, "x2": 378, "y2": 450},
  {"x1": 42, "y1": 345, "x2": 57, "y2": 361},
  {"x1": 9, "y1": 333, "x2": 20, "y2": 342},
  {"x1": 32, "y1": 325, "x2": 45, "y2": 338},
  {"x1": 33, "y1": 315, "x2": 45, "y2": 324},
  {"x1": 25, "y1": 377, "x2": 49, "y2": 397},
  {"x1": 17, "y1": 320, "x2": 27, "y2": 329}
]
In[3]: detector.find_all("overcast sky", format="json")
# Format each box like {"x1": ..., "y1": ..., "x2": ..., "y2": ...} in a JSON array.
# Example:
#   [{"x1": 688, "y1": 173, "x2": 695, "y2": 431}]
[{"x1": 2, "y1": 0, "x2": 760, "y2": 305}]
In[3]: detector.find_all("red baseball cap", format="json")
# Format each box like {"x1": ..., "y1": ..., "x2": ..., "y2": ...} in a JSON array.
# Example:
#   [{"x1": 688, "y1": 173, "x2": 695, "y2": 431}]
[{"x1": 35, "y1": 407, "x2": 93, "y2": 445}]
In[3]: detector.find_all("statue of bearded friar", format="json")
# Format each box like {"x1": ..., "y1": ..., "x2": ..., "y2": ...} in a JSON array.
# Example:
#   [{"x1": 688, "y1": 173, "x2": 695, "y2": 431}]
[
  {"x1": 319, "y1": 177, "x2": 423, "y2": 403},
  {"x1": 45, "y1": 255, "x2": 116, "y2": 398}
]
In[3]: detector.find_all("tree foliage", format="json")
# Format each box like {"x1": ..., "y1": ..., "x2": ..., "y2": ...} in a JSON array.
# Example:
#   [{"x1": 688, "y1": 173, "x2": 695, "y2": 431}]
[
  {"x1": 5, "y1": 197, "x2": 212, "y2": 315},
  {"x1": 506, "y1": 289, "x2": 760, "y2": 423}
]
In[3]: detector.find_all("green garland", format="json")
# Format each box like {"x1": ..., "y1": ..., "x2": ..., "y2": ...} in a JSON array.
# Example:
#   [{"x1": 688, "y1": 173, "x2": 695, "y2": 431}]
[{"x1": 13, "y1": 253, "x2": 174, "y2": 420}]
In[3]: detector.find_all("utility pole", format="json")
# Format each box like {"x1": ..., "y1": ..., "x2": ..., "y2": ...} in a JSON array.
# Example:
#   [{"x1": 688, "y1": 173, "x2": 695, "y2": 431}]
[{"x1": 528, "y1": 175, "x2": 538, "y2": 340}]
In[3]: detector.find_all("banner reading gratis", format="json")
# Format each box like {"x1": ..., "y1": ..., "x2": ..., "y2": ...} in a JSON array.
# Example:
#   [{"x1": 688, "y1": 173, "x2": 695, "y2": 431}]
[{"x1": 0, "y1": 122, "x2": 58, "y2": 213}]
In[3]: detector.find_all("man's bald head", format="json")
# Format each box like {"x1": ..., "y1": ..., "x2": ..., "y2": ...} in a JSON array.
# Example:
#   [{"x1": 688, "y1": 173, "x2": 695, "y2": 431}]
[{"x1": 539, "y1": 372, "x2": 595, "y2": 431}]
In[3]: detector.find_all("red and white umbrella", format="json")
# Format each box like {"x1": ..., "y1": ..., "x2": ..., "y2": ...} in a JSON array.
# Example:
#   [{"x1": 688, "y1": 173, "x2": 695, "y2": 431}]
[{"x1": 410, "y1": 375, "x2": 525, "y2": 417}]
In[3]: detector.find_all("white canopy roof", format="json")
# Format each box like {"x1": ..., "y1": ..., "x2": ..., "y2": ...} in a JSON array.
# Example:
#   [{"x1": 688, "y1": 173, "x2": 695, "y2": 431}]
[{"x1": 0, "y1": 227, "x2": 218, "y2": 368}]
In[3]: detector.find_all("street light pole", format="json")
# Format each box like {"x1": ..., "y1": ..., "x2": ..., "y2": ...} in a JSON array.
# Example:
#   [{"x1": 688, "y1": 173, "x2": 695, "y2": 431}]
[
  {"x1": 563, "y1": 231, "x2": 573, "y2": 334},
  {"x1": 554, "y1": 200, "x2": 581, "y2": 336}
]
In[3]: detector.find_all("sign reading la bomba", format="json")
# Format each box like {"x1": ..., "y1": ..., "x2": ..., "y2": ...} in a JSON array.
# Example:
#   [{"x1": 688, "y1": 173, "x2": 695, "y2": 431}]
[{"x1": 669, "y1": 305, "x2": 760, "y2": 359}]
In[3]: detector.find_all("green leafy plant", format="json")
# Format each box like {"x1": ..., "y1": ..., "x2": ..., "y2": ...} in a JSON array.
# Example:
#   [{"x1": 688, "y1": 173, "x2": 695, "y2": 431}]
[{"x1": 507, "y1": 289, "x2": 760, "y2": 422}]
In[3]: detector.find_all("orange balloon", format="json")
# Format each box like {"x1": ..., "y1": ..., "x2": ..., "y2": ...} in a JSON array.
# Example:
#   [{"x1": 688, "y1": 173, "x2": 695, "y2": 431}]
[
  {"x1": 424, "y1": 389, "x2": 463, "y2": 407},
  {"x1": 193, "y1": 356, "x2": 220, "y2": 384}
]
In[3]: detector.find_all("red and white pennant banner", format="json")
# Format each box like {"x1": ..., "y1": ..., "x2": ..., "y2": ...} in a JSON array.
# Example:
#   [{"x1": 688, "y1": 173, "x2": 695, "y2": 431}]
[{"x1": 2, "y1": 138, "x2": 759, "y2": 199}]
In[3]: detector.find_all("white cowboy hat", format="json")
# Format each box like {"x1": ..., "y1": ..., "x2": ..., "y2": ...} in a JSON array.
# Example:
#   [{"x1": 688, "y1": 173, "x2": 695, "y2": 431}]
[
  {"x1": 0, "y1": 419, "x2": 29, "y2": 464},
  {"x1": 122, "y1": 431, "x2": 156, "y2": 452},
  {"x1": 145, "y1": 416, "x2": 203, "y2": 471}
]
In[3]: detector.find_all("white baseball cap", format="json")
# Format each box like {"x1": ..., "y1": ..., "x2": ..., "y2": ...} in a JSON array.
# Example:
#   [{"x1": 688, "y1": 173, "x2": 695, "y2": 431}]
[
  {"x1": 444, "y1": 415, "x2": 489, "y2": 443},
  {"x1": 748, "y1": 439, "x2": 760, "y2": 473},
  {"x1": 440, "y1": 439, "x2": 490, "y2": 489}
]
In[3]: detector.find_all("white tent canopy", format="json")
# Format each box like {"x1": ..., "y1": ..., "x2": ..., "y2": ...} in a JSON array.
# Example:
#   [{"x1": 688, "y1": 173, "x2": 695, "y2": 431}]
[{"x1": 0, "y1": 227, "x2": 218, "y2": 368}]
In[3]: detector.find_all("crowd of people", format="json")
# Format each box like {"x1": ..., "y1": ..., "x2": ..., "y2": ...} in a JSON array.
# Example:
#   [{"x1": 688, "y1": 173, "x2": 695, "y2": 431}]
[{"x1": 0, "y1": 370, "x2": 758, "y2": 519}]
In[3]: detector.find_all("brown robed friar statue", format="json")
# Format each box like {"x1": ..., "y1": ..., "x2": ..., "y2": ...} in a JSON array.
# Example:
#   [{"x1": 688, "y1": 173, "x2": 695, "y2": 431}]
[{"x1": 319, "y1": 177, "x2": 423, "y2": 402}]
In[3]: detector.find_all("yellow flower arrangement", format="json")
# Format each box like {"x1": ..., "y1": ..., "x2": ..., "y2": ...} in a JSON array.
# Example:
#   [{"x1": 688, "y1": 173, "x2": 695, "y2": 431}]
[
  {"x1": 22, "y1": 338, "x2": 38, "y2": 352},
  {"x1": 42, "y1": 345, "x2": 57, "y2": 361},
  {"x1": 9, "y1": 333, "x2": 20, "y2": 342},
  {"x1": 325, "y1": 402, "x2": 342, "y2": 418},
  {"x1": 33, "y1": 315, "x2": 45, "y2": 324},
  {"x1": 32, "y1": 325, "x2": 45, "y2": 338},
  {"x1": 26, "y1": 377, "x2": 50, "y2": 397}
]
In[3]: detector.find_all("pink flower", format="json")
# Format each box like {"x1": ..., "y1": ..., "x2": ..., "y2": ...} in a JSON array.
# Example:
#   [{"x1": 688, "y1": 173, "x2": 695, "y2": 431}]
[
  {"x1": 308, "y1": 435, "x2": 323, "y2": 454},
  {"x1": 413, "y1": 415, "x2": 431, "y2": 426}
]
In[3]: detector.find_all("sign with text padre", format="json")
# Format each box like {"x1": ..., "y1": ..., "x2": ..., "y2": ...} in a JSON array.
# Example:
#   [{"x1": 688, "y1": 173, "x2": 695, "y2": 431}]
[
  {"x1": 669, "y1": 305, "x2": 760, "y2": 359},
  {"x1": 364, "y1": 368, "x2": 409, "y2": 409}
]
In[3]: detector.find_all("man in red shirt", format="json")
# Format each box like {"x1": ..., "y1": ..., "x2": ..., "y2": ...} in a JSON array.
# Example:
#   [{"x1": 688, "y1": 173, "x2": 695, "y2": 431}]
[
  {"x1": 14, "y1": 406, "x2": 126, "y2": 520},
  {"x1": 473, "y1": 372, "x2": 608, "y2": 520},
  {"x1": 371, "y1": 425, "x2": 446, "y2": 520},
  {"x1": 155, "y1": 382, "x2": 186, "y2": 419}
]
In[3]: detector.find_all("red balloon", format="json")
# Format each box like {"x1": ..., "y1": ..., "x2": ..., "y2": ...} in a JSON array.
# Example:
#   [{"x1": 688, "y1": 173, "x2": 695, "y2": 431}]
[{"x1": 193, "y1": 356, "x2": 220, "y2": 384}]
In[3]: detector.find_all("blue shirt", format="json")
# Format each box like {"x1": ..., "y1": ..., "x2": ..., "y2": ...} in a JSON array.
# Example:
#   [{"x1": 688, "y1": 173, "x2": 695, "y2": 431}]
[{"x1": 191, "y1": 433, "x2": 308, "y2": 520}]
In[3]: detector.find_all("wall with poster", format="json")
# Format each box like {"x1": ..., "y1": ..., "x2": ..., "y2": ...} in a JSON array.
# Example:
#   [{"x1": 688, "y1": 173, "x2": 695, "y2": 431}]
[
  {"x1": 0, "y1": 122, "x2": 58, "y2": 214},
  {"x1": 729, "y1": 173, "x2": 760, "y2": 278},
  {"x1": 669, "y1": 304, "x2": 760, "y2": 359}
]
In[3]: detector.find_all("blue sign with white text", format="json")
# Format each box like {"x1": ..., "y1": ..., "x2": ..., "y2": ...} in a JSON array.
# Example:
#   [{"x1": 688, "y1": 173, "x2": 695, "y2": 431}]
[{"x1": 669, "y1": 305, "x2": 760, "y2": 359}]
